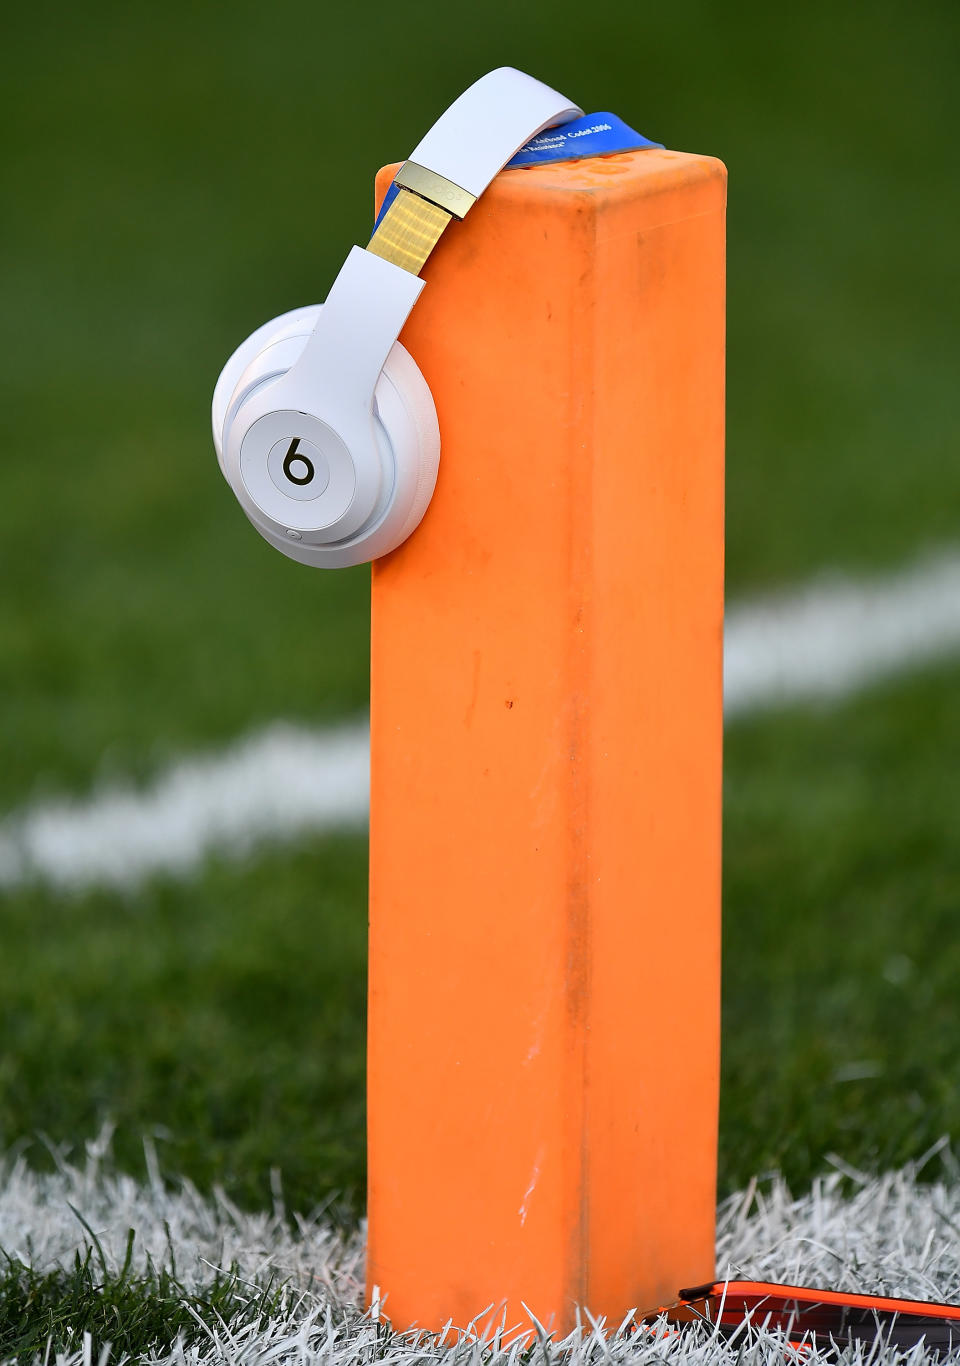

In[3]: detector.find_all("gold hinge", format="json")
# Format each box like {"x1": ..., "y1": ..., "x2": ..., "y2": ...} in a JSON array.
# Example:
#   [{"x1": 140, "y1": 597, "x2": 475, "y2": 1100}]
[
  {"x1": 394, "y1": 162, "x2": 477, "y2": 220},
  {"x1": 366, "y1": 187, "x2": 453, "y2": 276}
]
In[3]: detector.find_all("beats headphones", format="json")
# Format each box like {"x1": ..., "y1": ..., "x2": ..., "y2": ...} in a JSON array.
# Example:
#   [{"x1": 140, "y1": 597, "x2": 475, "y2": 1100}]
[{"x1": 212, "y1": 68, "x2": 582, "y2": 568}]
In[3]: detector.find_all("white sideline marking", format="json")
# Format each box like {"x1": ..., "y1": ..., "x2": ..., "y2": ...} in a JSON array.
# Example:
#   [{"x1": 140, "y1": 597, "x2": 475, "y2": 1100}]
[
  {"x1": 3, "y1": 550, "x2": 960, "y2": 892},
  {"x1": 1, "y1": 1137, "x2": 958, "y2": 1364},
  {"x1": 0, "y1": 722, "x2": 370, "y2": 892},
  {"x1": 724, "y1": 549, "x2": 960, "y2": 717}
]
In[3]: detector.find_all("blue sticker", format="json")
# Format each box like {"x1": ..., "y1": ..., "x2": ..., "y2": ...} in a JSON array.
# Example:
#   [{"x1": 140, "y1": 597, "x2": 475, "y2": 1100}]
[
  {"x1": 506, "y1": 111, "x2": 662, "y2": 167},
  {"x1": 374, "y1": 111, "x2": 661, "y2": 229},
  {"x1": 375, "y1": 180, "x2": 402, "y2": 230}
]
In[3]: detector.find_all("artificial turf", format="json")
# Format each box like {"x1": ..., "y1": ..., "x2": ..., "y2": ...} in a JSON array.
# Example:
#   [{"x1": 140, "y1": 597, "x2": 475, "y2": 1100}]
[
  {"x1": 1, "y1": 0, "x2": 959, "y2": 1248},
  {"x1": 0, "y1": 1242, "x2": 280, "y2": 1363}
]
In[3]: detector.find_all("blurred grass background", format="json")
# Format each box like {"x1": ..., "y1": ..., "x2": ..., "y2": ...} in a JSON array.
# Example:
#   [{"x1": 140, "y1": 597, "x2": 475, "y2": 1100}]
[{"x1": 1, "y1": 0, "x2": 959, "y2": 1215}]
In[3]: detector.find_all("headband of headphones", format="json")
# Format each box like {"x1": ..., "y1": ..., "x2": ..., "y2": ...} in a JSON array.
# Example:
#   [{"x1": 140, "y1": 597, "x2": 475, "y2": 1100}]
[
  {"x1": 369, "y1": 68, "x2": 583, "y2": 272},
  {"x1": 281, "y1": 70, "x2": 582, "y2": 424}
]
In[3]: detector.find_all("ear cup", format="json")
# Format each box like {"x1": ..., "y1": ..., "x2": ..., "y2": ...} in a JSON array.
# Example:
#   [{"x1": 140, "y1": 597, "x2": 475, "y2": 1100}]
[
  {"x1": 371, "y1": 340, "x2": 441, "y2": 557},
  {"x1": 212, "y1": 307, "x2": 440, "y2": 566},
  {"x1": 212, "y1": 306, "x2": 321, "y2": 469}
]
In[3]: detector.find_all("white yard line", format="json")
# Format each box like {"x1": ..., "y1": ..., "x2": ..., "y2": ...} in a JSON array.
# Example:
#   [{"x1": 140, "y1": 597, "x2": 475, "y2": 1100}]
[
  {"x1": 3, "y1": 550, "x2": 960, "y2": 893},
  {"x1": 723, "y1": 549, "x2": 960, "y2": 717},
  {"x1": 1, "y1": 1137, "x2": 958, "y2": 1364},
  {"x1": 0, "y1": 722, "x2": 370, "y2": 893}
]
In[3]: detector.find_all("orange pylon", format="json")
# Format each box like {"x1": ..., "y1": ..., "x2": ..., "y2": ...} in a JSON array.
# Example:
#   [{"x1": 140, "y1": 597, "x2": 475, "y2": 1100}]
[{"x1": 367, "y1": 147, "x2": 726, "y2": 1337}]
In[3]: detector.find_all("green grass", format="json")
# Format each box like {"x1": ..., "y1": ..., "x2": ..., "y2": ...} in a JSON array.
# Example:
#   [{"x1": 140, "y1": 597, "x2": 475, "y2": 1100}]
[
  {"x1": 0, "y1": 1237, "x2": 281, "y2": 1362},
  {"x1": 0, "y1": 838, "x2": 369, "y2": 1217},
  {"x1": 721, "y1": 661, "x2": 960, "y2": 1193}
]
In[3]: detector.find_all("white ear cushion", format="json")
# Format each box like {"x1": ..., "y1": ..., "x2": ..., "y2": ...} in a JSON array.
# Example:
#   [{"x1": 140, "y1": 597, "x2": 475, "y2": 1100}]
[
  {"x1": 374, "y1": 341, "x2": 441, "y2": 553},
  {"x1": 214, "y1": 309, "x2": 439, "y2": 564},
  {"x1": 212, "y1": 306, "x2": 322, "y2": 466}
]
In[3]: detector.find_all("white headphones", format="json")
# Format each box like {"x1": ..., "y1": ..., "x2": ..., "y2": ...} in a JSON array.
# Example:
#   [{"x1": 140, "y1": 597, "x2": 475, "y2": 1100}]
[{"x1": 212, "y1": 68, "x2": 582, "y2": 568}]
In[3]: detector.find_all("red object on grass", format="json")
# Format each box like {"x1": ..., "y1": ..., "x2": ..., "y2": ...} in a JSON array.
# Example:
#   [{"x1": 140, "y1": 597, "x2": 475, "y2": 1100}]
[{"x1": 650, "y1": 1280, "x2": 960, "y2": 1352}]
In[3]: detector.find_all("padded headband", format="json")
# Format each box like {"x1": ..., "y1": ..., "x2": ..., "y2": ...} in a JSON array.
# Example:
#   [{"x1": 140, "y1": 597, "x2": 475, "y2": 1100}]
[{"x1": 367, "y1": 67, "x2": 583, "y2": 275}]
